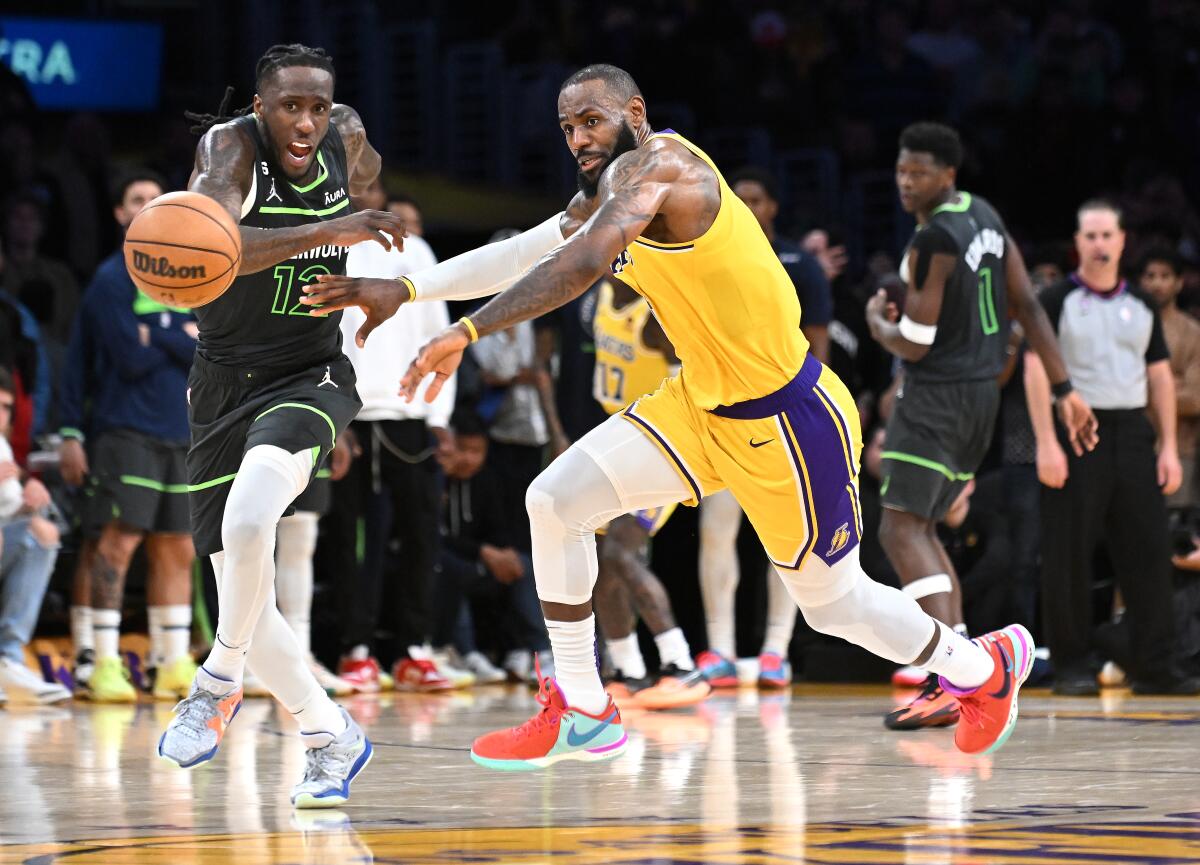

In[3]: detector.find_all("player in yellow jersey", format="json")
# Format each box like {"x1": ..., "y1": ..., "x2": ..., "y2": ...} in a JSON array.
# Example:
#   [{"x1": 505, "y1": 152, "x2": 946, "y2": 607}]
[
  {"x1": 590, "y1": 277, "x2": 710, "y2": 710},
  {"x1": 304, "y1": 64, "x2": 1094, "y2": 765}
]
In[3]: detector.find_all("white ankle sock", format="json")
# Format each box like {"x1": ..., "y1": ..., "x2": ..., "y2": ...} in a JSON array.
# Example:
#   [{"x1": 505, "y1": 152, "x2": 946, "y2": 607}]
[
  {"x1": 921, "y1": 621, "x2": 994, "y2": 690},
  {"x1": 71, "y1": 606, "x2": 94, "y2": 655},
  {"x1": 607, "y1": 633, "x2": 646, "y2": 679},
  {"x1": 156, "y1": 605, "x2": 193, "y2": 664},
  {"x1": 654, "y1": 627, "x2": 693, "y2": 671},
  {"x1": 93, "y1": 609, "x2": 121, "y2": 659},
  {"x1": 148, "y1": 606, "x2": 165, "y2": 667},
  {"x1": 293, "y1": 687, "x2": 348, "y2": 743},
  {"x1": 546, "y1": 616, "x2": 607, "y2": 713},
  {"x1": 204, "y1": 632, "x2": 247, "y2": 684}
]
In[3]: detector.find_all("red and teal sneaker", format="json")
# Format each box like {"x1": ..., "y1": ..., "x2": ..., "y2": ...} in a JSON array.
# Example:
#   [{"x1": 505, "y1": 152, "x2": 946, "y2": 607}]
[
  {"x1": 757, "y1": 652, "x2": 792, "y2": 689},
  {"x1": 696, "y1": 650, "x2": 739, "y2": 688},
  {"x1": 471, "y1": 671, "x2": 627, "y2": 771},
  {"x1": 940, "y1": 624, "x2": 1034, "y2": 755}
]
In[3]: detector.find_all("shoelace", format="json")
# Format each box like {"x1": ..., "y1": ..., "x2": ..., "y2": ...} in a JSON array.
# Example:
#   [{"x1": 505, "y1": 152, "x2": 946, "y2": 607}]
[
  {"x1": 301, "y1": 736, "x2": 357, "y2": 785},
  {"x1": 170, "y1": 690, "x2": 221, "y2": 742},
  {"x1": 512, "y1": 658, "x2": 561, "y2": 739}
]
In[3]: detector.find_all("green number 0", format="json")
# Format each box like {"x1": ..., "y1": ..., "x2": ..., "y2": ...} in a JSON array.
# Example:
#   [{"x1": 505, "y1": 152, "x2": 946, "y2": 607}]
[
  {"x1": 978, "y1": 266, "x2": 999, "y2": 335},
  {"x1": 271, "y1": 264, "x2": 331, "y2": 316}
]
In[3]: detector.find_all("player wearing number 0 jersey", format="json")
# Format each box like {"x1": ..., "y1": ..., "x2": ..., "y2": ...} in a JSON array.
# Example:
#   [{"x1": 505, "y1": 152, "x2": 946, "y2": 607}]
[
  {"x1": 306, "y1": 66, "x2": 1079, "y2": 766},
  {"x1": 590, "y1": 278, "x2": 709, "y2": 711}
]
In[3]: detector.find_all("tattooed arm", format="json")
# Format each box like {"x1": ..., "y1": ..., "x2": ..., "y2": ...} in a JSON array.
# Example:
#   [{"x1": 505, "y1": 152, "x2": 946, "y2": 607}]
[
  {"x1": 332, "y1": 103, "x2": 382, "y2": 198},
  {"x1": 188, "y1": 121, "x2": 404, "y2": 276},
  {"x1": 399, "y1": 147, "x2": 678, "y2": 401}
]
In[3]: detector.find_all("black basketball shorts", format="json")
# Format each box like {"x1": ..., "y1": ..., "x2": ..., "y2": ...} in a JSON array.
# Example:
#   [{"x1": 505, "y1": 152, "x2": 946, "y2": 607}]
[
  {"x1": 84, "y1": 429, "x2": 191, "y2": 535},
  {"x1": 881, "y1": 376, "x2": 999, "y2": 521},
  {"x1": 187, "y1": 353, "x2": 360, "y2": 556}
]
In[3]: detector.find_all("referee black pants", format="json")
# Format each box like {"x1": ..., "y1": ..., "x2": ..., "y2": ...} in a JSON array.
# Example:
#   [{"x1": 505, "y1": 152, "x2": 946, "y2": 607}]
[{"x1": 1040, "y1": 409, "x2": 1175, "y2": 680}]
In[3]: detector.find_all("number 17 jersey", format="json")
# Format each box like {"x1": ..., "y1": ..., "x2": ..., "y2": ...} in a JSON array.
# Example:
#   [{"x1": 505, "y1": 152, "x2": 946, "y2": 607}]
[
  {"x1": 193, "y1": 115, "x2": 351, "y2": 370},
  {"x1": 901, "y1": 191, "x2": 1009, "y2": 383}
]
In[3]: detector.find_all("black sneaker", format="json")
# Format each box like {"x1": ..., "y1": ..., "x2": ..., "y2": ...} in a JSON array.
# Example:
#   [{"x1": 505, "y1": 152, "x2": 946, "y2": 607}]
[
  {"x1": 1130, "y1": 676, "x2": 1200, "y2": 696},
  {"x1": 1052, "y1": 671, "x2": 1100, "y2": 696}
]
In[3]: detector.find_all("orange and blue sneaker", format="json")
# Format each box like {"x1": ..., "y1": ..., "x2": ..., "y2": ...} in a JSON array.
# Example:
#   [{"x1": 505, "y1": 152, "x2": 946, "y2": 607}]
[
  {"x1": 884, "y1": 674, "x2": 960, "y2": 730},
  {"x1": 696, "y1": 650, "x2": 739, "y2": 688},
  {"x1": 939, "y1": 624, "x2": 1034, "y2": 755},
  {"x1": 636, "y1": 665, "x2": 712, "y2": 710},
  {"x1": 471, "y1": 669, "x2": 626, "y2": 771},
  {"x1": 157, "y1": 666, "x2": 243, "y2": 768},
  {"x1": 757, "y1": 652, "x2": 792, "y2": 689}
]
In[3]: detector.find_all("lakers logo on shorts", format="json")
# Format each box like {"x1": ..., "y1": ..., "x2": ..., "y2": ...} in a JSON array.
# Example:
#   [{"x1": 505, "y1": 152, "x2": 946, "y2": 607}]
[{"x1": 825, "y1": 522, "x2": 851, "y2": 558}]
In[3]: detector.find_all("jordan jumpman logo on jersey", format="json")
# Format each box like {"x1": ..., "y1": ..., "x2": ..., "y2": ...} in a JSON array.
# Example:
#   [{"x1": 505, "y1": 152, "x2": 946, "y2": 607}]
[
  {"x1": 317, "y1": 366, "x2": 337, "y2": 388},
  {"x1": 266, "y1": 178, "x2": 282, "y2": 203}
]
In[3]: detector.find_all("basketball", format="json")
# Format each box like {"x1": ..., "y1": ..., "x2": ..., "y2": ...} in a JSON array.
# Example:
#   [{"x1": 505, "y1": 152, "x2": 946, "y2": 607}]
[{"x1": 123, "y1": 190, "x2": 241, "y2": 308}]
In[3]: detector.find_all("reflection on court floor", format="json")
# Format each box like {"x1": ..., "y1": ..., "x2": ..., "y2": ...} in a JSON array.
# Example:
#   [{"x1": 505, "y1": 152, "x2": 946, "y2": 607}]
[{"x1": 1, "y1": 686, "x2": 1198, "y2": 864}]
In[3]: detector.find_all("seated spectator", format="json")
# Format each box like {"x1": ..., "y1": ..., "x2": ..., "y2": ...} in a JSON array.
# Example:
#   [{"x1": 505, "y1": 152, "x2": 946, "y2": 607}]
[
  {"x1": 0, "y1": 276, "x2": 49, "y2": 455},
  {"x1": 0, "y1": 366, "x2": 70, "y2": 704},
  {"x1": 938, "y1": 471, "x2": 1012, "y2": 636},
  {"x1": 433, "y1": 410, "x2": 550, "y2": 682},
  {"x1": 1, "y1": 190, "x2": 80, "y2": 350}
]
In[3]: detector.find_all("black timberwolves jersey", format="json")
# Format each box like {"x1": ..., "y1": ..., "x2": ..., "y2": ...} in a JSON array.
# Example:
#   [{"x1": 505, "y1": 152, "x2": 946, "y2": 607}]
[
  {"x1": 902, "y1": 191, "x2": 1009, "y2": 383},
  {"x1": 194, "y1": 115, "x2": 350, "y2": 370}
]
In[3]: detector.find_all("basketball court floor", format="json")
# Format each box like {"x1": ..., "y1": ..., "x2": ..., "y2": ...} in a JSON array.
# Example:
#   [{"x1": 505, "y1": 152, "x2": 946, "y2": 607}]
[{"x1": 2, "y1": 685, "x2": 1198, "y2": 864}]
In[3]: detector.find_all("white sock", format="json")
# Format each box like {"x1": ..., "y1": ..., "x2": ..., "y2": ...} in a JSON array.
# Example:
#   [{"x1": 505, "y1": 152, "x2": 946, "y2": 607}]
[
  {"x1": 155, "y1": 604, "x2": 192, "y2": 664},
  {"x1": 953, "y1": 623, "x2": 968, "y2": 637},
  {"x1": 921, "y1": 621, "x2": 994, "y2": 690},
  {"x1": 148, "y1": 606, "x2": 166, "y2": 667},
  {"x1": 348, "y1": 644, "x2": 370, "y2": 661},
  {"x1": 293, "y1": 687, "x2": 348, "y2": 742},
  {"x1": 71, "y1": 606, "x2": 94, "y2": 655},
  {"x1": 762, "y1": 567, "x2": 798, "y2": 656},
  {"x1": 93, "y1": 609, "x2": 121, "y2": 660},
  {"x1": 276, "y1": 512, "x2": 317, "y2": 657},
  {"x1": 546, "y1": 616, "x2": 607, "y2": 713},
  {"x1": 607, "y1": 633, "x2": 647, "y2": 679},
  {"x1": 654, "y1": 627, "x2": 694, "y2": 671}
]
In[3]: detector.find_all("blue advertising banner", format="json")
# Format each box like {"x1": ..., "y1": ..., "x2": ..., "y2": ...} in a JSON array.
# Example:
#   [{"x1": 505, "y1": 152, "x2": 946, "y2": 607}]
[{"x1": 0, "y1": 16, "x2": 163, "y2": 110}]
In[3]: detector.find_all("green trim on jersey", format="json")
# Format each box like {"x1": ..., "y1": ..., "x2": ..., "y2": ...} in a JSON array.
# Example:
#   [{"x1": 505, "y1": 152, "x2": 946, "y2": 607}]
[
  {"x1": 881, "y1": 451, "x2": 974, "y2": 482},
  {"x1": 259, "y1": 197, "x2": 350, "y2": 218},
  {"x1": 119, "y1": 474, "x2": 190, "y2": 494},
  {"x1": 316, "y1": 468, "x2": 332, "y2": 479},
  {"x1": 289, "y1": 150, "x2": 328, "y2": 194},
  {"x1": 932, "y1": 191, "x2": 972, "y2": 215},
  {"x1": 254, "y1": 402, "x2": 337, "y2": 448},
  {"x1": 188, "y1": 473, "x2": 238, "y2": 492}
]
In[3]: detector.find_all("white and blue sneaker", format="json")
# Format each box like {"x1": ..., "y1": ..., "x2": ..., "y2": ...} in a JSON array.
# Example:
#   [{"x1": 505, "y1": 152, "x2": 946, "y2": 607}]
[
  {"x1": 158, "y1": 667, "x2": 243, "y2": 769},
  {"x1": 291, "y1": 707, "x2": 373, "y2": 809}
]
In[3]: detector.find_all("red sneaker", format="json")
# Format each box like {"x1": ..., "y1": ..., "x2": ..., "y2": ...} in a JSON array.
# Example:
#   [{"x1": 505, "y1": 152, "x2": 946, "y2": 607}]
[
  {"x1": 393, "y1": 658, "x2": 454, "y2": 692},
  {"x1": 471, "y1": 667, "x2": 626, "y2": 771},
  {"x1": 940, "y1": 624, "x2": 1034, "y2": 755},
  {"x1": 337, "y1": 656, "x2": 383, "y2": 693},
  {"x1": 884, "y1": 674, "x2": 960, "y2": 730},
  {"x1": 696, "y1": 650, "x2": 739, "y2": 688}
]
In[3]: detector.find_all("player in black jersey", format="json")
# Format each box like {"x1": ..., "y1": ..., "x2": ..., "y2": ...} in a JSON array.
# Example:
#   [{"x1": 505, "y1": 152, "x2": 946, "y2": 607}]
[
  {"x1": 866, "y1": 122, "x2": 1097, "y2": 730},
  {"x1": 158, "y1": 44, "x2": 403, "y2": 809}
]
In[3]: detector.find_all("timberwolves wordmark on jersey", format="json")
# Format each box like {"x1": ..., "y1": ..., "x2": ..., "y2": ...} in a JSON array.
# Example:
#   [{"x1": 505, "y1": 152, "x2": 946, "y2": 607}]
[
  {"x1": 194, "y1": 115, "x2": 351, "y2": 370},
  {"x1": 900, "y1": 191, "x2": 1010, "y2": 383}
]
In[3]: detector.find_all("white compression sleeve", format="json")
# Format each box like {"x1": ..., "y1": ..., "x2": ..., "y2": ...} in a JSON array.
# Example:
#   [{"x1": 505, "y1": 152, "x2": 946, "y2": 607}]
[
  {"x1": 698, "y1": 489, "x2": 742, "y2": 658},
  {"x1": 408, "y1": 212, "x2": 566, "y2": 302},
  {"x1": 527, "y1": 413, "x2": 690, "y2": 606},
  {"x1": 275, "y1": 511, "x2": 319, "y2": 656}
]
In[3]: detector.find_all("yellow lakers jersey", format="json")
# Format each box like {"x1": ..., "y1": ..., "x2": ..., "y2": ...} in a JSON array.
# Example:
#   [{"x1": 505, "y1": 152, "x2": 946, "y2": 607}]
[
  {"x1": 609, "y1": 132, "x2": 809, "y2": 409},
  {"x1": 592, "y1": 279, "x2": 672, "y2": 415}
]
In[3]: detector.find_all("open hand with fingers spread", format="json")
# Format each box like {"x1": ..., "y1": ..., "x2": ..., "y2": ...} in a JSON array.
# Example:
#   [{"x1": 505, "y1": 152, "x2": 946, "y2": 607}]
[
  {"x1": 399, "y1": 323, "x2": 472, "y2": 403},
  {"x1": 300, "y1": 275, "x2": 413, "y2": 346}
]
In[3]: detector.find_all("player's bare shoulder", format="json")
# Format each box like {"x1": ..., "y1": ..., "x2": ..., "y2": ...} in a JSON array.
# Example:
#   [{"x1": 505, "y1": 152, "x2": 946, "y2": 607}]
[
  {"x1": 190, "y1": 119, "x2": 255, "y2": 220},
  {"x1": 611, "y1": 136, "x2": 719, "y2": 243}
]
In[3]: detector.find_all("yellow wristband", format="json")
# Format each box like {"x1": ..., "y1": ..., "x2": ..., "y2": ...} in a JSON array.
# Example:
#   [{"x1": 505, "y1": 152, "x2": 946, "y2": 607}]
[
  {"x1": 396, "y1": 275, "x2": 416, "y2": 302},
  {"x1": 458, "y1": 316, "x2": 480, "y2": 343}
]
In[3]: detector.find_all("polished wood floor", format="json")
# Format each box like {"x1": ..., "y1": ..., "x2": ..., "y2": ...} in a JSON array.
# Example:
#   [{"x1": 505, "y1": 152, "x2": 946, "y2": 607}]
[{"x1": 2, "y1": 683, "x2": 1199, "y2": 864}]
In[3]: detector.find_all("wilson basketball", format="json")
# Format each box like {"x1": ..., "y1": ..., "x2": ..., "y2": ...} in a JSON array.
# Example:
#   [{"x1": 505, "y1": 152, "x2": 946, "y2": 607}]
[{"x1": 123, "y1": 190, "x2": 241, "y2": 308}]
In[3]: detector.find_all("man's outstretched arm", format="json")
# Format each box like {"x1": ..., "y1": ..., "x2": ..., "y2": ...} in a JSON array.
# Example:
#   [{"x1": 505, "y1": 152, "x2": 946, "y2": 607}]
[{"x1": 399, "y1": 148, "x2": 676, "y2": 401}]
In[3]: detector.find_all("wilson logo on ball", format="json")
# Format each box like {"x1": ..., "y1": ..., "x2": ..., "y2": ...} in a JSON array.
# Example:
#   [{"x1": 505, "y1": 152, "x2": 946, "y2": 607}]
[{"x1": 130, "y1": 250, "x2": 208, "y2": 280}]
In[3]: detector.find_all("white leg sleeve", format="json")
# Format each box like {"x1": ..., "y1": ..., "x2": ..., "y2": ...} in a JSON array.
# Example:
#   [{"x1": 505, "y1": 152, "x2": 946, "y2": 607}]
[
  {"x1": 699, "y1": 489, "x2": 742, "y2": 658},
  {"x1": 779, "y1": 546, "x2": 935, "y2": 665},
  {"x1": 211, "y1": 550, "x2": 329, "y2": 713},
  {"x1": 762, "y1": 566, "x2": 799, "y2": 657},
  {"x1": 528, "y1": 413, "x2": 691, "y2": 606},
  {"x1": 275, "y1": 511, "x2": 318, "y2": 656}
]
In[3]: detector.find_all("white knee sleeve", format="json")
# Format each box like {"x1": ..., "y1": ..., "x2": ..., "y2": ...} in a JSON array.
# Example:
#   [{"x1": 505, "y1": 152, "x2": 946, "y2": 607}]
[
  {"x1": 529, "y1": 414, "x2": 690, "y2": 606},
  {"x1": 784, "y1": 548, "x2": 933, "y2": 665}
]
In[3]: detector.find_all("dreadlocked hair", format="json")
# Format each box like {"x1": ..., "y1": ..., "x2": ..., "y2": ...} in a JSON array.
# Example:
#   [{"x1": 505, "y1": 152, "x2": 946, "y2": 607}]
[{"x1": 184, "y1": 44, "x2": 335, "y2": 135}]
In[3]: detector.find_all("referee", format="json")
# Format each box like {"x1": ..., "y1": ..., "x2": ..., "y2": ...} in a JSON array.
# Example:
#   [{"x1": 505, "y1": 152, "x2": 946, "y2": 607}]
[{"x1": 1026, "y1": 199, "x2": 1199, "y2": 696}]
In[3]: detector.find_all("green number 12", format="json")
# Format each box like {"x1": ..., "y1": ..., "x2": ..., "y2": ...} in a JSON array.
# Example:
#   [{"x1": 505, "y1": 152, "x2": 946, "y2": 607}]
[{"x1": 272, "y1": 264, "x2": 331, "y2": 316}]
